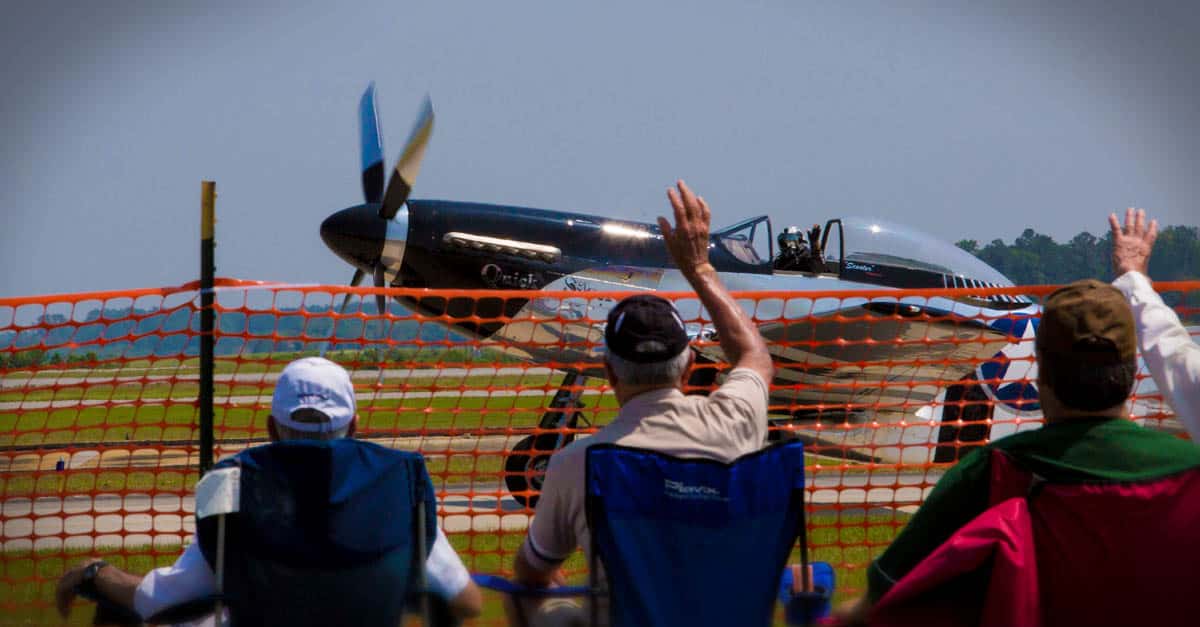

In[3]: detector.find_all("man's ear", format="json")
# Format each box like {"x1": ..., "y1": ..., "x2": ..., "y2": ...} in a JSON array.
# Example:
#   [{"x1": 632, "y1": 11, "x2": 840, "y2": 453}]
[
  {"x1": 1034, "y1": 347, "x2": 1048, "y2": 389},
  {"x1": 267, "y1": 415, "x2": 280, "y2": 442},
  {"x1": 679, "y1": 350, "x2": 696, "y2": 388},
  {"x1": 603, "y1": 358, "x2": 617, "y2": 388}
]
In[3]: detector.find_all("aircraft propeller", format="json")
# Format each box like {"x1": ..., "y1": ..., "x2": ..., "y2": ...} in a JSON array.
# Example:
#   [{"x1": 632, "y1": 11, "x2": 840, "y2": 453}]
[
  {"x1": 330, "y1": 83, "x2": 435, "y2": 316},
  {"x1": 336, "y1": 268, "x2": 367, "y2": 315}
]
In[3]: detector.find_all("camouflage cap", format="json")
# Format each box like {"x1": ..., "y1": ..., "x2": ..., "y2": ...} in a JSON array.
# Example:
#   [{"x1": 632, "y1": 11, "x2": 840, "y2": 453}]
[{"x1": 1035, "y1": 279, "x2": 1137, "y2": 368}]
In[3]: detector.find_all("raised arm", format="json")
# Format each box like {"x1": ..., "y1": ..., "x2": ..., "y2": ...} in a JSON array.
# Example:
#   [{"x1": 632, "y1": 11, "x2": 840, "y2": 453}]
[
  {"x1": 659, "y1": 180, "x2": 774, "y2": 383},
  {"x1": 1110, "y1": 208, "x2": 1200, "y2": 440}
]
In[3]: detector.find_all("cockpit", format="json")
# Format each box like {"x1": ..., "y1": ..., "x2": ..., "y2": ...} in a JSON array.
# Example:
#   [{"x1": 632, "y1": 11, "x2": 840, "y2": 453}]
[
  {"x1": 711, "y1": 215, "x2": 834, "y2": 273},
  {"x1": 712, "y1": 215, "x2": 1028, "y2": 305}
]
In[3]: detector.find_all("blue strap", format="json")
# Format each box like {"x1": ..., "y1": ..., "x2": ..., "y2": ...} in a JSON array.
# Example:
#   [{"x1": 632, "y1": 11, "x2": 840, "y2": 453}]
[{"x1": 471, "y1": 573, "x2": 588, "y2": 598}]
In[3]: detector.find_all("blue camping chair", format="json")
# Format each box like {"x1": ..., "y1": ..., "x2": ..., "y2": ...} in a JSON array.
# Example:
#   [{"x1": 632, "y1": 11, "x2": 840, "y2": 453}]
[
  {"x1": 476, "y1": 440, "x2": 833, "y2": 626},
  {"x1": 144, "y1": 439, "x2": 438, "y2": 626}
]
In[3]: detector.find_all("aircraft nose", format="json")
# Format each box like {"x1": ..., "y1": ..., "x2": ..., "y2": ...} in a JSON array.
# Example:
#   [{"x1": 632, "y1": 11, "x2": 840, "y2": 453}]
[{"x1": 320, "y1": 204, "x2": 386, "y2": 271}]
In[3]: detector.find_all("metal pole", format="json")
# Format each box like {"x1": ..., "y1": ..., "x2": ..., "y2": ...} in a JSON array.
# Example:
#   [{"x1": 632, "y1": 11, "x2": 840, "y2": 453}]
[
  {"x1": 416, "y1": 498, "x2": 431, "y2": 626},
  {"x1": 200, "y1": 181, "x2": 216, "y2": 473},
  {"x1": 214, "y1": 514, "x2": 227, "y2": 627}
]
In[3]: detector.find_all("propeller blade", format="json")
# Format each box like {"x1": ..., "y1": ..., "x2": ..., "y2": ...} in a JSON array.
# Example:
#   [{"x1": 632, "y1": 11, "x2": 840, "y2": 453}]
[
  {"x1": 337, "y1": 268, "x2": 366, "y2": 314},
  {"x1": 373, "y1": 263, "x2": 388, "y2": 316},
  {"x1": 360, "y1": 83, "x2": 385, "y2": 204},
  {"x1": 379, "y1": 96, "x2": 434, "y2": 220}
]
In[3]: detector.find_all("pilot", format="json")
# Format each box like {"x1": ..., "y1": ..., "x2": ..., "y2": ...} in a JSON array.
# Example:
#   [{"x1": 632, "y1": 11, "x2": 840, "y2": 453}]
[{"x1": 774, "y1": 226, "x2": 810, "y2": 271}]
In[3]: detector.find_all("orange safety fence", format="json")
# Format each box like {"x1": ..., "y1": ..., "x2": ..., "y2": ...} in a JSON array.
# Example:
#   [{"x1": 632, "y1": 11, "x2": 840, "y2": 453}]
[{"x1": 1, "y1": 279, "x2": 1197, "y2": 623}]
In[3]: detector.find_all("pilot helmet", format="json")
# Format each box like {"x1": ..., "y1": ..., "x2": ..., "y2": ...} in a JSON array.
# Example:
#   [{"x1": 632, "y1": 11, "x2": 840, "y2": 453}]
[{"x1": 778, "y1": 226, "x2": 805, "y2": 249}]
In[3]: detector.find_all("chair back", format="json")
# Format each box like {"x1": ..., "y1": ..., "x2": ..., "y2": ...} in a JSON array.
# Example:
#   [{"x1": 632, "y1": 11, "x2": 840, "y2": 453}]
[
  {"x1": 872, "y1": 449, "x2": 1200, "y2": 627},
  {"x1": 584, "y1": 441, "x2": 808, "y2": 627},
  {"x1": 196, "y1": 439, "x2": 437, "y2": 626},
  {"x1": 1022, "y1": 457, "x2": 1200, "y2": 626}
]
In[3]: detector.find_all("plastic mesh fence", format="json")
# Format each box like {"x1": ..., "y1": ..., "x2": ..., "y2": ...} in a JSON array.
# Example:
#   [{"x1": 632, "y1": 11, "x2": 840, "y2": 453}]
[{"x1": 2, "y1": 279, "x2": 1196, "y2": 623}]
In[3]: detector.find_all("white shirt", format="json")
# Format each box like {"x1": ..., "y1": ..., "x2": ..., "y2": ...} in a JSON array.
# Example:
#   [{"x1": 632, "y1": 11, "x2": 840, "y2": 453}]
[
  {"x1": 133, "y1": 526, "x2": 470, "y2": 620},
  {"x1": 1113, "y1": 271, "x2": 1200, "y2": 441}
]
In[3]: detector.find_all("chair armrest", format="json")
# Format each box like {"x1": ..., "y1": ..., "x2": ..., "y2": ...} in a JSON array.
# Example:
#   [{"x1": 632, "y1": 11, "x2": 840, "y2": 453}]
[
  {"x1": 471, "y1": 573, "x2": 589, "y2": 598},
  {"x1": 780, "y1": 562, "x2": 836, "y2": 625}
]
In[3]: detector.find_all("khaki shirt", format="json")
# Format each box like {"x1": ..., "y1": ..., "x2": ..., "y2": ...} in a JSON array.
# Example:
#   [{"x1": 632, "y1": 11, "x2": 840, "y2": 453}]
[{"x1": 520, "y1": 368, "x2": 769, "y2": 569}]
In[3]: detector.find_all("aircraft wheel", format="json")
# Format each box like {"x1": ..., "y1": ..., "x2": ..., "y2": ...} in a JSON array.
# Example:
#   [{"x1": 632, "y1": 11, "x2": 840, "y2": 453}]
[{"x1": 503, "y1": 434, "x2": 573, "y2": 509}]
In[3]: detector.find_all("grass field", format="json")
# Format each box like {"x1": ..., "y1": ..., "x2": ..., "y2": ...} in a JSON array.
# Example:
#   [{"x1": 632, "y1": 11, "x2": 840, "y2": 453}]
[
  {"x1": 0, "y1": 371, "x2": 620, "y2": 451},
  {"x1": 5, "y1": 347, "x2": 526, "y2": 380},
  {"x1": 2, "y1": 354, "x2": 912, "y2": 625},
  {"x1": 0, "y1": 370, "x2": 565, "y2": 404},
  {"x1": 0, "y1": 508, "x2": 906, "y2": 625}
]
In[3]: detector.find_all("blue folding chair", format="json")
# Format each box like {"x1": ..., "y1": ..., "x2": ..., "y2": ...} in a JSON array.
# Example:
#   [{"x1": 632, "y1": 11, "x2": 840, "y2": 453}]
[
  {"x1": 476, "y1": 440, "x2": 833, "y2": 626},
  {"x1": 145, "y1": 439, "x2": 438, "y2": 626},
  {"x1": 586, "y1": 440, "x2": 832, "y2": 626}
]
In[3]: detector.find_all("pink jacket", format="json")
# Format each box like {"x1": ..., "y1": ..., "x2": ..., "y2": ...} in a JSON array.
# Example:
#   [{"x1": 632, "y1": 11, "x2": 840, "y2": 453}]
[{"x1": 870, "y1": 450, "x2": 1200, "y2": 627}]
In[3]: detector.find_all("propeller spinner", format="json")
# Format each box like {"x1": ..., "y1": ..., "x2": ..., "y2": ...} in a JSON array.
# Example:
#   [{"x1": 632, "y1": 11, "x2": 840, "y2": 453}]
[{"x1": 320, "y1": 83, "x2": 435, "y2": 315}]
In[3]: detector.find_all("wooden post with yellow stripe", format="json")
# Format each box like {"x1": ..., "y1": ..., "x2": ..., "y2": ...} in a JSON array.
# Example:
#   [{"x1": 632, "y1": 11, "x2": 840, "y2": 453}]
[{"x1": 200, "y1": 181, "x2": 216, "y2": 473}]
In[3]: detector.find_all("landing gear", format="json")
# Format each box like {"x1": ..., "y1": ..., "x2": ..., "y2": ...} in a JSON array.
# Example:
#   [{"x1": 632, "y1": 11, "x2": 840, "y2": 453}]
[
  {"x1": 684, "y1": 353, "x2": 720, "y2": 396},
  {"x1": 501, "y1": 354, "x2": 713, "y2": 508},
  {"x1": 503, "y1": 433, "x2": 568, "y2": 509},
  {"x1": 503, "y1": 372, "x2": 590, "y2": 509},
  {"x1": 933, "y1": 374, "x2": 993, "y2": 463},
  {"x1": 767, "y1": 408, "x2": 848, "y2": 443}
]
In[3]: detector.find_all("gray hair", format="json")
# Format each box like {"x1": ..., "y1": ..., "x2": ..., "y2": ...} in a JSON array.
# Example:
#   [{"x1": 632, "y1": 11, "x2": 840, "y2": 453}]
[
  {"x1": 606, "y1": 348, "x2": 691, "y2": 387},
  {"x1": 273, "y1": 408, "x2": 351, "y2": 441}
]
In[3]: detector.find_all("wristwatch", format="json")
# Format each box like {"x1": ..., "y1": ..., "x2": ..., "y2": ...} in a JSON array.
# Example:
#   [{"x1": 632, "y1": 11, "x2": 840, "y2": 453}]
[
  {"x1": 77, "y1": 560, "x2": 143, "y2": 625},
  {"x1": 77, "y1": 560, "x2": 108, "y2": 601}
]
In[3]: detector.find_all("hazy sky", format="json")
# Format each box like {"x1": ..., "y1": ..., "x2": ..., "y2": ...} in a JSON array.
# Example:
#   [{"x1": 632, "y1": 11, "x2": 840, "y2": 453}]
[{"x1": 2, "y1": 0, "x2": 1198, "y2": 297}]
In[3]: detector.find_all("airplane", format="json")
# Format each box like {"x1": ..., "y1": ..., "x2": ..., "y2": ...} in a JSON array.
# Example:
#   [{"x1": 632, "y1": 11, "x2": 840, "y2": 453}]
[{"x1": 319, "y1": 85, "x2": 1179, "y2": 506}]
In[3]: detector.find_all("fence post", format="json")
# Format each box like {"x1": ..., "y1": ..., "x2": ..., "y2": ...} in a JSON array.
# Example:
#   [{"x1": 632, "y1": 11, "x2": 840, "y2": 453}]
[{"x1": 200, "y1": 181, "x2": 216, "y2": 474}]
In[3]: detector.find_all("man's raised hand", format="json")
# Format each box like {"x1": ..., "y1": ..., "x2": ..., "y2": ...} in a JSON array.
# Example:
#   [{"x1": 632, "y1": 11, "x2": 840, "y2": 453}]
[
  {"x1": 660, "y1": 180, "x2": 714, "y2": 279},
  {"x1": 1109, "y1": 207, "x2": 1159, "y2": 278}
]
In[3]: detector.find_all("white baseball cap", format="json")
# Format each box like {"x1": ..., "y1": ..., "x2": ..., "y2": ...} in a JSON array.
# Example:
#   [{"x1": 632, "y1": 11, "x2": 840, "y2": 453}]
[{"x1": 270, "y1": 357, "x2": 357, "y2": 433}]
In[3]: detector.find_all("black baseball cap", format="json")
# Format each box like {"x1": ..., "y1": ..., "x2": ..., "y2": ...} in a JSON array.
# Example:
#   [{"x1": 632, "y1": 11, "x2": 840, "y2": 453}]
[{"x1": 604, "y1": 294, "x2": 690, "y2": 363}]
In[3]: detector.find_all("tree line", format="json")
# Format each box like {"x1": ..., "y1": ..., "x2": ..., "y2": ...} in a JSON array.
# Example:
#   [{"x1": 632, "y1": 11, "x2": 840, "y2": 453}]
[
  {"x1": 957, "y1": 224, "x2": 1200, "y2": 286},
  {"x1": 0, "y1": 350, "x2": 101, "y2": 369}
]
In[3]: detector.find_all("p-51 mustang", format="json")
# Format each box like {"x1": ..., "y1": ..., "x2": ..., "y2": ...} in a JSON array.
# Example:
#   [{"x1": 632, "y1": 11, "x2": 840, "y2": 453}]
[{"x1": 320, "y1": 85, "x2": 1176, "y2": 505}]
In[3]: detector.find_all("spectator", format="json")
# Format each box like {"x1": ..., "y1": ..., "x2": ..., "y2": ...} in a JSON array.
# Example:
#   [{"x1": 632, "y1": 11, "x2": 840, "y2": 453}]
[
  {"x1": 55, "y1": 356, "x2": 482, "y2": 623},
  {"x1": 1109, "y1": 207, "x2": 1200, "y2": 440},
  {"x1": 509, "y1": 180, "x2": 775, "y2": 624},
  {"x1": 835, "y1": 278, "x2": 1200, "y2": 624}
]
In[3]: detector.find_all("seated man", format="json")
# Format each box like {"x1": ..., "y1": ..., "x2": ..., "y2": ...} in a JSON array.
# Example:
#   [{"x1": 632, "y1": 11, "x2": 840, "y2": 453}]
[
  {"x1": 55, "y1": 357, "x2": 482, "y2": 623},
  {"x1": 774, "y1": 226, "x2": 810, "y2": 271},
  {"x1": 836, "y1": 278, "x2": 1200, "y2": 624},
  {"x1": 1109, "y1": 207, "x2": 1200, "y2": 440},
  {"x1": 510, "y1": 180, "x2": 775, "y2": 623}
]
